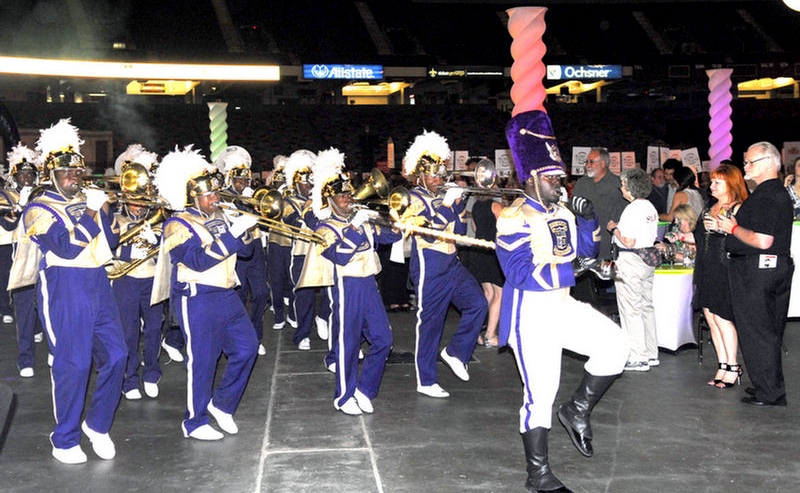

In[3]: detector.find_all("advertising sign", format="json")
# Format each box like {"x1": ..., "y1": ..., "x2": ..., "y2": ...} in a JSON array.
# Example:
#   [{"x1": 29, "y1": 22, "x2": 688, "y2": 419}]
[
  {"x1": 546, "y1": 65, "x2": 622, "y2": 80},
  {"x1": 495, "y1": 150, "x2": 513, "y2": 178},
  {"x1": 572, "y1": 146, "x2": 591, "y2": 176},
  {"x1": 303, "y1": 64, "x2": 383, "y2": 80},
  {"x1": 428, "y1": 66, "x2": 504, "y2": 78}
]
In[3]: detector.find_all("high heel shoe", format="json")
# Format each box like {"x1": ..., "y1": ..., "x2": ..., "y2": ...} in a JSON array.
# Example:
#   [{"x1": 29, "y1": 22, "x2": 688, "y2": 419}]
[
  {"x1": 707, "y1": 363, "x2": 726, "y2": 386},
  {"x1": 716, "y1": 364, "x2": 742, "y2": 388}
]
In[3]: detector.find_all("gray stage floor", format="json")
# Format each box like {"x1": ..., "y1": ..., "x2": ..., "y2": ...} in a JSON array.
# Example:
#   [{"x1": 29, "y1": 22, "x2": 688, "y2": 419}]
[{"x1": 1, "y1": 304, "x2": 799, "y2": 492}]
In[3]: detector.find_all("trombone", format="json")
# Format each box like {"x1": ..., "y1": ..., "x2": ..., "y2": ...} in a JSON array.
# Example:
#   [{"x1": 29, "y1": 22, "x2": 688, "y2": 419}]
[
  {"x1": 106, "y1": 245, "x2": 160, "y2": 280},
  {"x1": 447, "y1": 158, "x2": 522, "y2": 197}
]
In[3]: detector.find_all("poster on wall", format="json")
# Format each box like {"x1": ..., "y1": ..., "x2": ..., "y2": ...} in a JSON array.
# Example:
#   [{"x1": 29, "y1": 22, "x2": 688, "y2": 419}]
[
  {"x1": 669, "y1": 149, "x2": 682, "y2": 161},
  {"x1": 495, "y1": 149, "x2": 513, "y2": 178},
  {"x1": 647, "y1": 146, "x2": 660, "y2": 172},
  {"x1": 571, "y1": 146, "x2": 591, "y2": 175},
  {"x1": 621, "y1": 152, "x2": 637, "y2": 171},
  {"x1": 608, "y1": 152, "x2": 621, "y2": 175},
  {"x1": 454, "y1": 150, "x2": 469, "y2": 171},
  {"x1": 681, "y1": 147, "x2": 702, "y2": 171},
  {"x1": 783, "y1": 142, "x2": 800, "y2": 172},
  {"x1": 660, "y1": 147, "x2": 671, "y2": 165}
]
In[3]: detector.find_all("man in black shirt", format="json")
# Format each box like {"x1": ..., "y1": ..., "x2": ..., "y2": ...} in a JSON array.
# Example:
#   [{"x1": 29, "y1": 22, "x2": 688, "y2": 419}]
[
  {"x1": 716, "y1": 142, "x2": 793, "y2": 406},
  {"x1": 647, "y1": 168, "x2": 668, "y2": 215}
]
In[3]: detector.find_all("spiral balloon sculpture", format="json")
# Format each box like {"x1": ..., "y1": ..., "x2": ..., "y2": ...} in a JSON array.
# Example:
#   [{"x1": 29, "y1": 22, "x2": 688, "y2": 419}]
[
  {"x1": 507, "y1": 7, "x2": 548, "y2": 117},
  {"x1": 706, "y1": 69, "x2": 733, "y2": 170},
  {"x1": 207, "y1": 102, "x2": 229, "y2": 162}
]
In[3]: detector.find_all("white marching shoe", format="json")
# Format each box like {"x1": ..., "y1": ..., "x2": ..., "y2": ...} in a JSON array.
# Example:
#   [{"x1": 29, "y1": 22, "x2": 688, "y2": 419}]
[
  {"x1": 272, "y1": 321, "x2": 285, "y2": 330},
  {"x1": 207, "y1": 400, "x2": 238, "y2": 434},
  {"x1": 286, "y1": 316, "x2": 298, "y2": 329},
  {"x1": 52, "y1": 444, "x2": 87, "y2": 464},
  {"x1": 440, "y1": 348, "x2": 469, "y2": 381},
  {"x1": 2, "y1": 315, "x2": 12, "y2": 324},
  {"x1": 298, "y1": 337, "x2": 311, "y2": 351},
  {"x1": 161, "y1": 339, "x2": 184, "y2": 362},
  {"x1": 19, "y1": 367, "x2": 34, "y2": 378},
  {"x1": 143, "y1": 382, "x2": 159, "y2": 398},
  {"x1": 47, "y1": 353, "x2": 53, "y2": 367},
  {"x1": 258, "y1": 343, "x2": 267, "y2": 355},
  {"x1": 326, "y1": 360, "x2": 336, "y2": 373},
  {"x1": 182, "y1": 423, "x2": 223, "y2": 441},
  {"x1": 334, "y1": 397, "x2": 362, "y2": 416},
  {"x1": 354, "y1": 389, "x2": 373, "y2": 414},
  {"x1": 81, "y1": 421, "x2": 116, "y2": 459},
  {"x1": 315, "y1": 316, "x2": 329, "y2": 340},
  {"x1": 34, "y1": 332, "x2": 44, "y2": 343},
  {"x1": 417, "y1": 383, "x2": 450, "y2": 398},
  {"x1": 124, "y1": 389, "x2": 142, "y2": 400}
]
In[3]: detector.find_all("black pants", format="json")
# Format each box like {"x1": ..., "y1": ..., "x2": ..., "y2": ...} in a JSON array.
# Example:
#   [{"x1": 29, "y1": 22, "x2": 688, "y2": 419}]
[{"x1": 729, "y1": 255, "x2": 793, "y2": 403}]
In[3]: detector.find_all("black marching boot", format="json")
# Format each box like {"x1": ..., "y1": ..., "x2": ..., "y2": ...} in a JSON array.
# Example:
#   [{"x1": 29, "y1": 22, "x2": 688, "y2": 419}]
[
  {"x1": 557, "y1": 370, "x2": 618, "y2": 458},
  {"x1": 521, "y1": 427, "x2": 573, "y2": 493}
]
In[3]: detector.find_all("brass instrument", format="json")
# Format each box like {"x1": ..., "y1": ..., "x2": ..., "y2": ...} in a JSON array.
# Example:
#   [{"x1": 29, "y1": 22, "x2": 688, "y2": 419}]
[
  {"x1": 106, "y1": 245, "x2": 160, "y2": 280},
  {"x1": 217, "y1": 202, "x2": 326, "y2": 245},
  {"x1": 118, "y1": 207, "x2": 167, "y2": 245},
  {"x1": 84, "y1": 163, "x2": 170, "y2": 208},
  {"x1": 217, "y1": 187, "x2": 283, "y2": 218},
  {"x1": 448, "y1": 159, "x2": 523, "y2": 197}
]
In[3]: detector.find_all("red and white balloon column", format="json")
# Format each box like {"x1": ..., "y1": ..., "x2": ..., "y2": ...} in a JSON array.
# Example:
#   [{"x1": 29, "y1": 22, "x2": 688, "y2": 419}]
[
  {"x1": 507, "y1": 7, "x2": 548, "y2": 116},
  {"x1": 706, "y1": 69, "x2": 734, "y2": 171}
]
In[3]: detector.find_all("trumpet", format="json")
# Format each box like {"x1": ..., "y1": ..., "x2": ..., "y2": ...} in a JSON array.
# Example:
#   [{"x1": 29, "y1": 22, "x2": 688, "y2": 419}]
[
  {"x1": 106, "y1": 245, "x2": 160, "y2": 280},
  {"x1": 217, "y1": 203, "x2": 326, "y2": 246},
  {"x1": 447, "y1": 159, "x2": 523, "y2": 197}
]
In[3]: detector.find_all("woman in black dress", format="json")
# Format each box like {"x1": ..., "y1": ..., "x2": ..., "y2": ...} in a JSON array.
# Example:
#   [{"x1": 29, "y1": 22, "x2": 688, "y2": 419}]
[
  {"x1": 694, "y1": 164, "x2": 749, "y2": 388},
  {"x1": 467, "y1": 193, "x2": 505, "y2": 347}
]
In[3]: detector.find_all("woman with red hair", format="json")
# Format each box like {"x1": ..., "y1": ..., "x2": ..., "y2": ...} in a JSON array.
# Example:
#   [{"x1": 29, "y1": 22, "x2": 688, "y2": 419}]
[{"x1": 695, "y1": 164, "x2": 749, "y2": 388}]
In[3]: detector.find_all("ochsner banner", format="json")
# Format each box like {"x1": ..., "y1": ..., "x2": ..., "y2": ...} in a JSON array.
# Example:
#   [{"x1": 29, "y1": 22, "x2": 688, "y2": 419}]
[{"x1": 546, "y1": 65, "x2": 622, "y2": 80}]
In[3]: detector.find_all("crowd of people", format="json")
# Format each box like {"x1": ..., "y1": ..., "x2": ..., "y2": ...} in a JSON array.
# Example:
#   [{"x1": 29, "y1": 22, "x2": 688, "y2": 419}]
[{"x1": 0, "y1": 114, "x2": 795, "y2": 493}]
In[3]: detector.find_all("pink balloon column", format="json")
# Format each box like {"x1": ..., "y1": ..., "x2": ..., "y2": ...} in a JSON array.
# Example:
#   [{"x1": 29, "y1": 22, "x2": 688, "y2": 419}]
[
  {"x1": 706, "y1": 69, "x2": 734, "y2": 170},
  {"x1": 507, "y1": 7, "x2": 548, "y2": 116}
]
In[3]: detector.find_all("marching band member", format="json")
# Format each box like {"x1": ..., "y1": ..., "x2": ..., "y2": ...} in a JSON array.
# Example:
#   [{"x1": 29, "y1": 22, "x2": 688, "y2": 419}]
[
  {"x1": 4, "y1": 143, "x2": 44, "y2": 377},
  {"x1": 267, "y1": 155, "x2": 293, "y2": 330},
  {"x1": 153, "y1": 146, "x2": 258, "y2": 440},
  {"x1": 283, "y1": 149, "x2": 330, "y2": 350},
  {"x1": 495, "y1": 110, "x2": 628, "y2": 493},
  {"x1": 305, "y1": 148, "x2": 399, "y2": 415},
  {"x1": 401, "y1": 131, "x2": 487, "y2": 398},
  {"x1": 108, "y1": 145, "x2": 164, "y2": 400},
  {"x1": 216, "y1": 145, "x2": 270, "y2": 355},
  {"x1": 27, "y1": 119, "x2": 126, "y2": 464}
]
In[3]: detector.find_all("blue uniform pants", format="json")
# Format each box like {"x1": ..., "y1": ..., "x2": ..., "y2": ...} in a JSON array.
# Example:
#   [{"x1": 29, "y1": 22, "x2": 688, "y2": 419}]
[
  {"x1": 113, "y1": 276, "x2": 164, "y2": 392},
  {"x1": 410, "y1": 251, "x2": 486, "y2": 387},
  {"x1": 38, "y1": 267, "x2": 126, "y2": 449},
  {"x1": 290, "y1": 254, "x2": 332, "y2": 345},
  {"x1": 268, "y1": 243, "x2": 291, "y2": 324},
  {"x1": 13, "y1": 284, "x2": 42, "y2": 369},
  {"x1": 331, "y1": 276, "x2": 392, "y2": 406},
  {"x1": 235, "y1": 245, "x2": 269, "y2": 341},
  {"x1": 0, "y1": 244, "x2": 13, "y2": 315},
  {"x1": 177, "y1": 289, "x2": 258, "y2": 435}
]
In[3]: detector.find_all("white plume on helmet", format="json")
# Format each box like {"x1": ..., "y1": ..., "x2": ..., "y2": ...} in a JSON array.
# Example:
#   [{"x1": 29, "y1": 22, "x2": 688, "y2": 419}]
[
  {"x1": 404, "y1": 130, "x2": 450, "y2": 175},
  {"x1": 273, "y1": 154, "x2": 287, "y2": 172},
  {"x1": 154, "y1": 145, "x2": 213, "y2": 211},
  {"x1": 284, "y1": 149, "x2": 316, "y2": 188},
  {"x1": 6, "y1": 143, "x2": 40, "y2": 172},
  {"x1": 35, "y1": 118, "x2": 84, "y2": 159},
  {"x1": 214, "y1": 145, "x2": 252, "y2": 174},
  {"x1": 311, "y1": 148, "x2": 345, "y2": 220},
  {"x1": 114, "y1": 144, "x2": 147, "y2": 175}
]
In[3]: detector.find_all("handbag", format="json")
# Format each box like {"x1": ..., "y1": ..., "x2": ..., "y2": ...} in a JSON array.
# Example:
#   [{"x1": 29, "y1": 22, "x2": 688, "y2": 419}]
[{"x1": 615, "y1": 245, "x2": 662, "y2": 267}]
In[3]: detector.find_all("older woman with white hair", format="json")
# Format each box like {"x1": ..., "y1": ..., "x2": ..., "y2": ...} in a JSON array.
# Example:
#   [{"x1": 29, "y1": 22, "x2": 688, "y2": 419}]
[{"x1": 607, "y1": 168, "x2": 659, "y2": 372}]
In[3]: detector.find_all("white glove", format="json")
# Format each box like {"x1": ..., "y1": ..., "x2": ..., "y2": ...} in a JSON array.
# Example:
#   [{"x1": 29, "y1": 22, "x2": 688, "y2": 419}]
[
  {"x1": 84, "y1": 188, "x2": 109, "y2": 211},
  {"x1": 18, "y1": 186, "x2": 32, "y2": 207},
  {"x1": 442, "y1": 186, "x2": 464, "y2": 207},
  {"x1": 139, "y1": 222, "x2": 158, "y2": 245},
  {"x1": 130, "y1": 244, "x2": 148, "y2": 260},
  {"x1": 350, "y1": 209, "x2": 377, "y2": 229},
  {"x1": 242, "y1": 186, "x2": 255, "y2": 198},
  {"x1": 229, "y1": 213, "x2": 259, "y2": 238}
]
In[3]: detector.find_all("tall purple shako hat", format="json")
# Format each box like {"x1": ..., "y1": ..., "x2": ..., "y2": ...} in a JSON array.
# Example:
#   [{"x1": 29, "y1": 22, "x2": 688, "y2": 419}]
[{"x1": 505, "y1": 110, "x2": 566, "y2": 183}]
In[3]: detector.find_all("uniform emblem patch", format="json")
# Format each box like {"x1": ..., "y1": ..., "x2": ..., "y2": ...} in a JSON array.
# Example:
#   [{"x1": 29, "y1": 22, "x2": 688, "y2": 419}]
[{"x1": 548, "y1": 218, "x2": 573, "y2": 256}]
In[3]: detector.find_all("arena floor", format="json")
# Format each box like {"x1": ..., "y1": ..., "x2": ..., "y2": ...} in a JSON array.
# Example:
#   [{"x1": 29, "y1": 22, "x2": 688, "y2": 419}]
[{"x1": 1, "y1": 303, "x2": 799, "y2": 492}]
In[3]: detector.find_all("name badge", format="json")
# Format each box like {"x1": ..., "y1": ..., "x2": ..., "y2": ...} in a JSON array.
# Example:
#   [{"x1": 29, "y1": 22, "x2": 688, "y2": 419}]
[{"x1": 759, "y1": 254, "x2": 777, "y2": 269}]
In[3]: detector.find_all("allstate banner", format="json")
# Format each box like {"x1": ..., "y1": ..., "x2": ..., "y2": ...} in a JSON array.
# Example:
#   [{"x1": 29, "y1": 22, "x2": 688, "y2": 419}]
[{"x1": 303, "y1": 64, "x2": 384, "y2": 80}]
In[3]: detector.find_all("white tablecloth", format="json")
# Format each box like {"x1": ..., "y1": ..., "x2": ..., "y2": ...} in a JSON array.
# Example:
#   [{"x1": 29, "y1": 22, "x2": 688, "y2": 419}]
[{"x1": 653, "y1": 266, "x2": 696, "y2": 351}]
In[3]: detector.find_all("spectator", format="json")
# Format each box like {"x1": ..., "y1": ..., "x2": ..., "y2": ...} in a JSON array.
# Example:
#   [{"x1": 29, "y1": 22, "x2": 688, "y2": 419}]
[
  {"x1": 660, "y1": 203, "x2": 698, "y2": 264},
  {"x1": 662, "y1": 158, "x2": 682, "y2": 212},
  {"x1": 607, "y1": 168, "x2": 659, "y2": 372},
  {"x1": 647, "y1": 168, "x2": 669, "y2": 214},
  {"x1": 659, "y1": 166, "x2": 703, "y2": 221},
  {"x1": 718, "y1": 142, "x2": 793, "y2": 406},
  {"x1": 783, "y1": 156, "x2": 800, "y2": 219},
  {"x1": 694, "y1": 164, "x2": 748, "y2": 388}
]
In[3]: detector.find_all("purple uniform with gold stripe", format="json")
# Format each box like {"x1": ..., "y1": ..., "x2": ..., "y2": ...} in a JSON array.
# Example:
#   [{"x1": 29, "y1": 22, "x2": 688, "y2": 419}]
[
  {"x1": 495, "y1": 194, "x2": 628, "y2": 432},
  {"x1": 163, "y1": 207, "x2": 258, "y2": 435},
  {"x1": 402, "y1": 186, "x2": 487, "y2": 388},
  {"x1": 24, "y1": 190, "x2": 126, "y2": 450}
]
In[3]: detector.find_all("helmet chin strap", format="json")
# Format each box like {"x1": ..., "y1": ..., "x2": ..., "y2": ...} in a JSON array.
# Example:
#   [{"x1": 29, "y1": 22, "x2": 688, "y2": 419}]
[{"x1": 51, "y1": 170, "x2": 76, "y2": 198}]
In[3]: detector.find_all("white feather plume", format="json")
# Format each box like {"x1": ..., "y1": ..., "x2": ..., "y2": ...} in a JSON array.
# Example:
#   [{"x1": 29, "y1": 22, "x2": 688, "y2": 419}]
[
  {"x1": 135, "y1": 150, "x2": 159, "y2": 172},
  {"x1": 284, "y1": 149, "x2": 316, "y2": 188},
  {"x1": 214, "y1": 145, "x2": 252, "y2": 174},
  {"x1": 35, "y1": 118, "x2": 84, "y2": 158},
  {"x1": 114, "y1": 144, "x2": 147, "y2": 175},
  {"x1": 6, "y1": 143, "x2": 40, "y2": 171},
  {"x1": 311, "y1": 148, "x2": 345, "y2": 219},
  {"x1": 404, "y1": 130, "x2": 450, "y2": 175},
  {"x1": 154, "y1": 145, "x2": 213, "y2": 211},
  {"x1": 273, "y1": 154, "x2": 287, "y2": 172}
]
